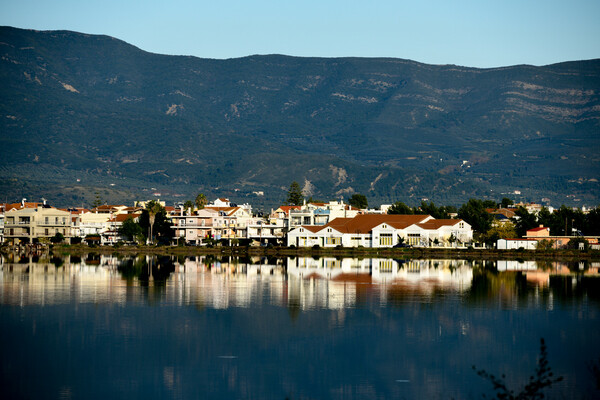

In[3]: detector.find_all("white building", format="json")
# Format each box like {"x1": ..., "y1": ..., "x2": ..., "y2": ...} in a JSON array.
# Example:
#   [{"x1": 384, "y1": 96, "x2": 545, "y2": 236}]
[
  {"x1": 287, "y1": 214, "x2": 472, "y2": 248},
  {"x1": 496, "y1": 238, "x2": 538, "y2": 250}
]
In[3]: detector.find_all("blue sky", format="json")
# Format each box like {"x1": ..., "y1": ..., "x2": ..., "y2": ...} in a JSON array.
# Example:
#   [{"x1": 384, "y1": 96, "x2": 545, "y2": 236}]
[{"x1": 1, "y1": 0, "x2": 599, "y2": 68}]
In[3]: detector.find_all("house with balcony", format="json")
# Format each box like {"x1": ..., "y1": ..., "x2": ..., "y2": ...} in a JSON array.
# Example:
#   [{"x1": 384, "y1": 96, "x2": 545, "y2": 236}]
[
  {"x1": 246, "y1": 219, "x2": 287, "y2": 245},
  {"x1": 4, "y1": 206, "x2": 73, "y2": 244},
  {"x1": 101, "y1": 212, "x2": 142, "y2": 245},
  {"x1": 171, "y1": 208, "x2": 221, "y2": 245},
  {"x1": 205, "y1": 205, "x2": 253, "y2": 241},
  {"x1": 270, "y1": 201, "x2": 361, "y2": 230},
  {"x1": 71, "y1": 210, "x2": 111, "y2": 238}
]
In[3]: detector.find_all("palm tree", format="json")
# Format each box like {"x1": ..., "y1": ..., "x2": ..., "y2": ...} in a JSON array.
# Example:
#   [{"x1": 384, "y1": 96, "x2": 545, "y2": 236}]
[
  {"x1": 146, "y1": 200, "x2": 163, "y2": 244},
  {"x1": 195, "y1": 193, "x2": 207, "y2": 210}
]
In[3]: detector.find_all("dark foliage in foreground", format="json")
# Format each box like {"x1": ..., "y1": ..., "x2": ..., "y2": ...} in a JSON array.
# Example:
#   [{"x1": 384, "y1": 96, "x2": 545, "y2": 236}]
[{"x1": 473, "y1": 338, "x2": 563, "y2": 399}]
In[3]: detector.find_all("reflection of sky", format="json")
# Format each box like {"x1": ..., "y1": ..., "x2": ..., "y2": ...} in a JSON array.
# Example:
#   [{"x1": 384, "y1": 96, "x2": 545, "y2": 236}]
[{"x1": 1, "y1": 255, "x2": 599, "y2": 399}]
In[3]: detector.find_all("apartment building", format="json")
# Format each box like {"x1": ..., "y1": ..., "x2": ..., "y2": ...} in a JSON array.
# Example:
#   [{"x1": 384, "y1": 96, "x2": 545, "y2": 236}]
[{"x1": 4, "y1": 206, "x2": 73, "y2": 244}]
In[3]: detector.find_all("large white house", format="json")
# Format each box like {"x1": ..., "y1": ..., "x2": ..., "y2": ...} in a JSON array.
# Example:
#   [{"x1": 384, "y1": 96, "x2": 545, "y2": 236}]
[{"x1": 287, "y1": 214, "x2": 472, "y2": 248}]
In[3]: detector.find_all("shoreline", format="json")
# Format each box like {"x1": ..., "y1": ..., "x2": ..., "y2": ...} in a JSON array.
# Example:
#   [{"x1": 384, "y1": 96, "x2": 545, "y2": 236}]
[{"x1": 5, "y1": 244, "x2": 598, "y2": 262}]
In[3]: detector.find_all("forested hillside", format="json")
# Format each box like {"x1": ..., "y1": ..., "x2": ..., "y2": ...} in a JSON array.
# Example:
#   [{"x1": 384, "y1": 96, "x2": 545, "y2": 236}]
[{"x1": 1, "y1": 27, "x2": 598, "y2": 208}]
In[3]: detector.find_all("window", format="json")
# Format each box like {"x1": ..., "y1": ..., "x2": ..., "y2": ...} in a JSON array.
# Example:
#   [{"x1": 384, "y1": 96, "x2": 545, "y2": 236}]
[
  {"x1": 407, "y1": 233, "x2": 421, "y2": 245},
  {"x1": 326, "y1": 237, "x2": 340, "y2": 245},
  {"x1": 380, "y1": 233, "x2": 393, "y2": 246}
]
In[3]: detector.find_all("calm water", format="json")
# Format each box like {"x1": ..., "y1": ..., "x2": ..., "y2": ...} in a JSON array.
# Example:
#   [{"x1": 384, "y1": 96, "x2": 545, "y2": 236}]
[{"x1": 1, "y1": 254, "x2": 599, "y2": 399}]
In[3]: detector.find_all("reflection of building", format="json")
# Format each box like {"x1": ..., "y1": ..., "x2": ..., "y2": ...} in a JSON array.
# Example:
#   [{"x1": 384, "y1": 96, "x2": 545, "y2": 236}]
[
  {"x1": 288, "y1": 257, "x2": 473, "y2": 285},
  {"x1": 7, "y1": 255, "x2": 599, "y2": 312}
]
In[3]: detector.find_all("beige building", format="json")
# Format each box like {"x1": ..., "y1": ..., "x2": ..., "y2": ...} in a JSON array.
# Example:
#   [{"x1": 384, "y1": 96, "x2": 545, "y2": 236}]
[{"x1": 4, "y1": 206, "x2": 72, "y2": 244}]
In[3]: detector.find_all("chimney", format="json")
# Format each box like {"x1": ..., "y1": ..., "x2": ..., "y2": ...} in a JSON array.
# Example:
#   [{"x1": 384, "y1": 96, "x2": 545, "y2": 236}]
[{"x1": 21, "y1": 198, "x2": 26, "y2": 207}]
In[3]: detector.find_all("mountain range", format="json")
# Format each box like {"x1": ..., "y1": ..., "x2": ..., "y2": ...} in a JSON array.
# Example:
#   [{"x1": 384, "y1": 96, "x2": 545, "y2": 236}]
[{"x1": 1, "y1": 26, "x2": 598, "y2": 209}]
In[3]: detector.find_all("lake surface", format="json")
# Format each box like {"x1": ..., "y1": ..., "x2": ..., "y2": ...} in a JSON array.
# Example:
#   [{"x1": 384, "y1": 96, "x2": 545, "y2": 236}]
[{"x1": 1, "y1": 254, "x2": 599, "y2": 399}]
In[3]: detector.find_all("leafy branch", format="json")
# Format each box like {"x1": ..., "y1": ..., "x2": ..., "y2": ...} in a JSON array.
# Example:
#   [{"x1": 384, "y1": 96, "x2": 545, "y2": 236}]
[{"x1": 472, "y1": 338, "x2": 563, "y2": 399}]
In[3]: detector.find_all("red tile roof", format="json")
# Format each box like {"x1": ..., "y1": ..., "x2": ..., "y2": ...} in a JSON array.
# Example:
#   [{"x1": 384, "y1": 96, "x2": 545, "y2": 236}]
[
  {"x1": 110, "y1": 213, "x2": 142, "y2": 222},
  {"x1": 323, "y1": 214, "x2": 431, "y2": 234},
  {"x1": 416, "y1": 219, "x2": 463, "y2": 230},
  {"x1": 205, "y1": 206, "x2": 241, "y2": 216},
  {"x1": 275, "y1": 205, "x2": 302, "y2": 215},
  {"x1": 528, "y1": 227, "x2": 549, "y2": 232},
  {"x1": 3, "y1": 202, "x2": 43, "y2": 211},
  {"x1": 299, "y1": 225, "x2": 323, "y2": 233}
]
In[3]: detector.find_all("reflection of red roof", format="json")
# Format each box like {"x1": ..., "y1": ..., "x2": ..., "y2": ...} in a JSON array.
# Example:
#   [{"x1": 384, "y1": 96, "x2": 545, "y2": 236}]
[
  {"x1": 304, "y1": 272, "x2": 325, "y2": 280},
  {"x1": 331, "y1": 273, "x2": 372, "y2": 284}
]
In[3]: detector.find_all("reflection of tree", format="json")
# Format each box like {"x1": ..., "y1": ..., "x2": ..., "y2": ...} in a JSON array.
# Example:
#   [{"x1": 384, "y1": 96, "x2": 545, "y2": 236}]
[
  {"x1": 117, "y1": 256, "x2": 175, "y2": 287},
  {"x1": 550, "y1": 275, "x2": 600, "y2": 303},
  {"x1": 466, "y1": 269, "x2": 528, "y2": 305},
  {"x1": 287, "y1": 299, "x2": 301, "y2": 322}
]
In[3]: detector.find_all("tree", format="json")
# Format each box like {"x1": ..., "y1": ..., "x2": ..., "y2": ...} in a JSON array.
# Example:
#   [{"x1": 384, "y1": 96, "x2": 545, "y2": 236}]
[
  {"x1": 194, "y1": 193, "x2": 207, "y2": 210},
  {"x1": 536, "y1": 239, "x2": 554, "y2": 251},
  {"x1": 567, "y1": 237, "x2": 588, "y2": 251},
  {"x1": 419, "y1": 201, "x2": 454, "y2": 219},
  {"x1": 458, "y1": 198, "x2": 493, "y2": 234},
  {"x1": 348, "y1": 193, "x2": 368, "y2": 209},
  {"x1": 387, "y1": 201, "x2": 413, "y2": 215},
  {"x1": 119, "y1": 217, "x2": 142, "y2": 243},
  {"x1": 286, "y1": 181, "x2": 304, "y2": 206},
  {"x1": 92, "y1": 191, "x2": 102, "y2": 208},
  {"x1": 582, "y1": 207, "x2": 600, "y2": 235},
  {"x1": 50, "y1": 232, "x2": 64, "y2": 244},
  {"x1": 483, "y1": 222, "x2": 517, "y2": 245},
  {"x1": 183, "y1": 200, "x2": 194, "y2": 211},
  {"x1": 145, "y1": 200, "x2": 164, "y2": 244},
  {"x1": 514, "y1": 206, "x2": 538, "y2": 237},
  {"x1": 501, "y1": 197, "x2": 514, "y2": 208},
  {"x1": 483, "y1": 199, "x2": 497, "y2": 209}
]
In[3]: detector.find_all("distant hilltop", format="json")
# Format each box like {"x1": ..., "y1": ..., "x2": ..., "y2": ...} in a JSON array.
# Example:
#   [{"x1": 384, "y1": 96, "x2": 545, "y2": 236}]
[{"x1": 0, "y1": 26, "x2": 599, "y2": 208}]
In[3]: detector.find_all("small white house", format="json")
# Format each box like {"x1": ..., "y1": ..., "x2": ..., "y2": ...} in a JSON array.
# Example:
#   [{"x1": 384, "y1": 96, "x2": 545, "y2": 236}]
[{"x1": 496, "y1": 238, "x2": 538, "y2": 250}]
